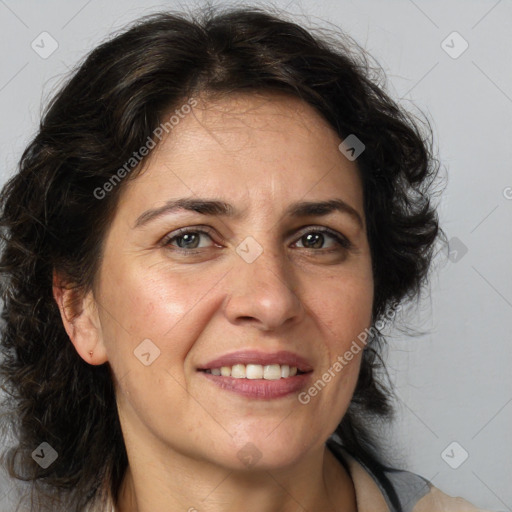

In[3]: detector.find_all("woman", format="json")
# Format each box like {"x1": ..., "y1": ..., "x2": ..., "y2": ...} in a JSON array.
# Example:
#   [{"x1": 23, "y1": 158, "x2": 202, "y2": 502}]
[{"x1": 0, "y1": 6, "x2": 488, "y2": 512}]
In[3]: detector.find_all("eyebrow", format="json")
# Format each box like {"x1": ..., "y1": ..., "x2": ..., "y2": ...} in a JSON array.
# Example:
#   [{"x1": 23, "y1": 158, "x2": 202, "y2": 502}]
[{"x1": 134, "y1": 197, "x2": 364, "y2": 229}]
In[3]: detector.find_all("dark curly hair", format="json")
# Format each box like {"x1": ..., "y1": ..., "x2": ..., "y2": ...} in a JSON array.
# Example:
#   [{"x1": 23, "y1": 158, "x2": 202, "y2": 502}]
[{"x1": 0, "y1": 5, "x2": 442, "y2": 511}]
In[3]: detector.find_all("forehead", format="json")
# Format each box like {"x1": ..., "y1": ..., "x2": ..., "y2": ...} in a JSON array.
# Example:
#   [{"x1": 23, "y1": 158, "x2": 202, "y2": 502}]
[
  {"x1": 119, "y1": 92, "x2": 363, "y2": 217},
  {"x1": 159, "y1": 92, "x2": 342, "y2": 155}
]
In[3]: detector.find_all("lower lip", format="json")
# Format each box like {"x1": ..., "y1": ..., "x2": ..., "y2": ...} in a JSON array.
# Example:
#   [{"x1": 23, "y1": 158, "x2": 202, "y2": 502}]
[{"x1": 198, "y1": 371, "x2": 312, "y2": 399}]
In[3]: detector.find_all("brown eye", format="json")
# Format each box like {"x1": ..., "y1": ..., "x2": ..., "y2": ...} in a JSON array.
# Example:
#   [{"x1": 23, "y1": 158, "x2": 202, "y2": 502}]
[{"x1": 293, "y1": 228, "x2": 351, "y2": 251}]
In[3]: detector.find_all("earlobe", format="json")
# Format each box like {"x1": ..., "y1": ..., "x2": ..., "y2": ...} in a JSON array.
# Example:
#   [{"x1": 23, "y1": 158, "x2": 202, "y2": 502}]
[{"x1": 52, "y1": 270, "x2": 108, "y2": 365}]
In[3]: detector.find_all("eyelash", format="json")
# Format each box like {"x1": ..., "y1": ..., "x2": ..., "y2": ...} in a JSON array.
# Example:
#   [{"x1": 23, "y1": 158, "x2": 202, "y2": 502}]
[{"x1": 160, "y1": 226, "x2": 352, "y2": 255}]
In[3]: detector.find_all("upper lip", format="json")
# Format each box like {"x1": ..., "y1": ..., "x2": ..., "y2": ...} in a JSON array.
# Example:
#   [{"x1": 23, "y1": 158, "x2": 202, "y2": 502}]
[{"x1": 197, "y1": 350, "x2": 314, "y2": 372}]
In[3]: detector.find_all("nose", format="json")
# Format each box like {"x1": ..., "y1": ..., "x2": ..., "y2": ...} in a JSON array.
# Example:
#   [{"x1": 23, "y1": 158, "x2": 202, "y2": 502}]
[{"x1": 223, "y1": 245, "x2": 304, "y2": 332}]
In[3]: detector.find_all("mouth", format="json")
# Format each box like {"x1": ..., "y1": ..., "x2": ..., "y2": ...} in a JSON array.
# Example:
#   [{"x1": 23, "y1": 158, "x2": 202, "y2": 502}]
[
  {"x1": 196, "y1": 350, "x2": 313, "y2": 399},
  {"x1": 196, "y1": 349, "x2": 313, "y2": 376},
  {"x1": 199, "y1": 363, "x2": 309, "y2": 378}
]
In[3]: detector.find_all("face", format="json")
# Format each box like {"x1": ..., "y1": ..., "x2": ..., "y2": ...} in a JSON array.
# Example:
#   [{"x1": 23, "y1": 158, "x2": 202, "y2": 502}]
[{"x1": 74, "y1": 92, "x2": 373, "y2": 471}]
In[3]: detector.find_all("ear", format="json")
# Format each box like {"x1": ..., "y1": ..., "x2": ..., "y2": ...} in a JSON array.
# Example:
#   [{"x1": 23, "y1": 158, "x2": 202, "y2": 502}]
[{"x1": 52, "y1": 269, "x2": 108, "y2": 365}]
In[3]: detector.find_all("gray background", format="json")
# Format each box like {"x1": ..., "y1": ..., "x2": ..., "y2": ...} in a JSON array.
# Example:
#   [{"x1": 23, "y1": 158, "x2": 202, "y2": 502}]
[{"x1": 0, "y1": 0, "x2": 511, "y2": 510}]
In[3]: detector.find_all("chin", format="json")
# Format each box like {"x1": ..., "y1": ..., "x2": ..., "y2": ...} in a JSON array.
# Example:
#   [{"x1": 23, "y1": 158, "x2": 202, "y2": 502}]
[{"x1": 214, "y1": 435, "x2": 316, "y2": 472}]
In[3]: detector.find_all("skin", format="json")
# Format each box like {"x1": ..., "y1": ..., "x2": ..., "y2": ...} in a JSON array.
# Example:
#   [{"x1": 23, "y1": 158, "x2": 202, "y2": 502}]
[{"x1": 54, "y1": 91, "x2": 374, "y2": 512}]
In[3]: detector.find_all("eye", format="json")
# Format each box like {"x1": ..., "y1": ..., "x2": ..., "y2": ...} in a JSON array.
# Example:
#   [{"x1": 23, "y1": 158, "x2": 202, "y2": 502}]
[
  {"x1": 160, "y1": 226, "x2": 352, "y2": 254},
  {"x1": 293, "y1": 227, "x2": 352, "y2": 251},
  {"x1": 161, "y1": 227, "x2": 217, "y2": 251}
]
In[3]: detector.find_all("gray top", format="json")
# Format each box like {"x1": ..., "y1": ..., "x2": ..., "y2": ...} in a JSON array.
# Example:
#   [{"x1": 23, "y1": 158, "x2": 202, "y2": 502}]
[{"x1": 327, "y1": 439, "x2": 431, "y2": 512}]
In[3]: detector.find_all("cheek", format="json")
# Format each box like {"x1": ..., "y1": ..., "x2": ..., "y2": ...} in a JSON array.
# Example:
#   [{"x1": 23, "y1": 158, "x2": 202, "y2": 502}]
[
  {"x1": 313, "y1": 274, "x2": 374, "y2": 353},
  {"x1": 98, "y1": 259, "x2": 226, "y2": 368},
  {"x1": 317, "y1": 274, "x2": 373, "y2": 414},
  {"x1": 102, "y1": 258, "x2": 181, "y2": 328},
  {"x1": 101, "y1": 263, "x2": 218, "y2": 421}
]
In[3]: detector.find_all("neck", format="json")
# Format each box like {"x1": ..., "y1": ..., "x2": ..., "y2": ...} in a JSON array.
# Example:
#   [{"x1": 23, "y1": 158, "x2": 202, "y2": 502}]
[{"x1": 115, "y1": 445, "x2": 356, "y2": 512}]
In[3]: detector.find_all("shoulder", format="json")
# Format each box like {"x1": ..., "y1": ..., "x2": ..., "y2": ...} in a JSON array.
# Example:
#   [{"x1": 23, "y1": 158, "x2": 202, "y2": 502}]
[
  {"x1": 412, "y1": 485, "x2": 490, "y2": 512},
  {"x1": 326, "y1": 439, "x2": 490, "y2": 512},
  {"x1": 381, "y1": 465, "x2": 487, "y2": 511}
]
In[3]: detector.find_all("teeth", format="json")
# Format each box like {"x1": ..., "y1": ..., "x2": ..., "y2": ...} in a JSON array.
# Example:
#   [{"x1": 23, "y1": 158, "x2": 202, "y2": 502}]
[
  {"x1": 231, "y1": 364, "x2": 246, "y2": 378},
  {"x1": 264, "y1": 364, "x2": 281, "y2": 380},
  {"x1": 206, "y1": 364, "x2": 300, "y2": 379},
  {"x1": 246, "y1": 364, "x2": 262, "y2": 379}
]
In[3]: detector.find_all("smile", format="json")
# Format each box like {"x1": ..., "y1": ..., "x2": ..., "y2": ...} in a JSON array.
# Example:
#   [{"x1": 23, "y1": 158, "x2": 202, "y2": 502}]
[{"x1": 201, "y1": 363, "x2": 306, "y2": 379}]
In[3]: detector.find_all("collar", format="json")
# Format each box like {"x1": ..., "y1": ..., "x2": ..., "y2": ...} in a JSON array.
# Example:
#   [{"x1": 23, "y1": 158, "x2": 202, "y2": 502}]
[{"x1": 328, "y1": 443, "x2": 391, "y2": 512}]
